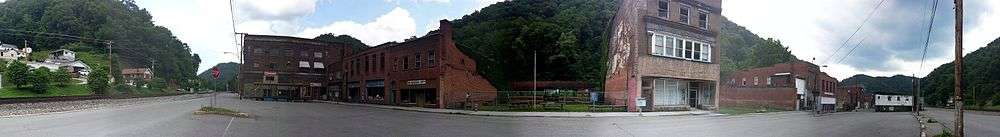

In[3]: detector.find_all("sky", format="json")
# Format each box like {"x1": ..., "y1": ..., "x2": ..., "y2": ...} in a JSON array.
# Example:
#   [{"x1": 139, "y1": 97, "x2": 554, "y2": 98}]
[
  {"x1": 724, "y1": 0, "x2": 1000, "y2": 80},
  {"x1": 134, "y1": 0, "x2": 1000, "y2": 80},
  {"x1": 135, "y1": 0, "x2": 504, "y2": 74}
]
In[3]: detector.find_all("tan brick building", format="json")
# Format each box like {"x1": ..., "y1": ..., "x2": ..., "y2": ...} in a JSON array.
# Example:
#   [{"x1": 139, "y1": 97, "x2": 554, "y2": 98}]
[{"x1": 605, "y1": 0, "x2": 722, "y2": 112}]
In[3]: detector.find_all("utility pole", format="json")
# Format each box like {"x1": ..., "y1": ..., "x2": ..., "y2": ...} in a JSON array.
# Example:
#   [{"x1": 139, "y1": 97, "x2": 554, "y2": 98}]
[
  {"x1": 107, "y1": 41, "x2": 114, "y2": 84},
  {"x1": 953, "y1": 0, "x2": 964, "y2": 136},
  {"x1": 532, "y1": 51, "x2": 537, "y2": 109}
]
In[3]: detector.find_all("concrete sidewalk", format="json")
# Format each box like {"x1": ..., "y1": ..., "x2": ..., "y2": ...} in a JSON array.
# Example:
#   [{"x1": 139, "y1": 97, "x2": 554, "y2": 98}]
[{"x1": 315, "y1": 100, "x2": 715, "y2": 117}]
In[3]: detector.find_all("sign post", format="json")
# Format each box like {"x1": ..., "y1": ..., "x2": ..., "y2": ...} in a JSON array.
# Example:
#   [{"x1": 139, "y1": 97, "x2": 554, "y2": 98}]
[{"x1": 636, "y1": 97, "x2": 646, "y2": 116}]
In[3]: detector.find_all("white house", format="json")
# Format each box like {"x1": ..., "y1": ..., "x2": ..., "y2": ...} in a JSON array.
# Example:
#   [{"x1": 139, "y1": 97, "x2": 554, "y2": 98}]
[
  {"x1": 0, "y1": 41, "x2": 31, "y2": 60},
  {"x1": 47, "y1": 49, "x2": 76, "y2": 63}
]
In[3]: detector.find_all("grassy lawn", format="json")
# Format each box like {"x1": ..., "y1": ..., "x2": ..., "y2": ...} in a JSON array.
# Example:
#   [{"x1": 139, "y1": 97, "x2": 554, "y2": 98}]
[
  {"x1": 195, "y1": 107, "x2": 250, "y2": 118},
  {"x1": 477, "y1": 104, "x2": 621, "y2": 112},
  {"x1": 0, "y1": 84, "x2": 92, "y2": 98},
  {"x1": 718, "y1": 106, "x2": 788, "y2": 115}
]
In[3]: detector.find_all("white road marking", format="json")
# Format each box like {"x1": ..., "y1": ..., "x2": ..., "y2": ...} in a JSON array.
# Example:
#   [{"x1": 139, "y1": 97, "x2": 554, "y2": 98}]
[{"x1": 222, "y1": 117, "x2": 234, "y2": 137}]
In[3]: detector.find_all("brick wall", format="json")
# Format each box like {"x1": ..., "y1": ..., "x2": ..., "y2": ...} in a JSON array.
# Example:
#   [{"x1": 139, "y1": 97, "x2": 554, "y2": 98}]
[{"x1": 719, "y1": 86, "x2": 798, "y2": 110}]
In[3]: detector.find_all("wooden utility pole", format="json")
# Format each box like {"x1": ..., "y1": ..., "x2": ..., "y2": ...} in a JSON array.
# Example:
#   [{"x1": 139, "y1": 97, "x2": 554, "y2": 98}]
[{"x1": 953, "y1": 0, "x2": 964, "y2": 136}]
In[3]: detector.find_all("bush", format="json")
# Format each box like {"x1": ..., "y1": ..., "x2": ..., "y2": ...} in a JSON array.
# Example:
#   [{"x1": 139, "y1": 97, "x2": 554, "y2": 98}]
[
  {"x1": 87, "y1": 68, "x2": 109, "y2": 95},
  {"x1": 4, "y1": 61, "x2": 30, "y2": 88},
  {"x1": 29, "y1": 67, "x2": 51, "y2": 93},
  {"x1": 53, "y1": 67, "x2": 72, "y2": 86}
]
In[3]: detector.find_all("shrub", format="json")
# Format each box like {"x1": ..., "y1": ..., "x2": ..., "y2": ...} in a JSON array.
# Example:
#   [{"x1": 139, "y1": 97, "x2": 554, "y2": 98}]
[{"x1": 29, "y1": 67, "x2": 51, "y2": 93}]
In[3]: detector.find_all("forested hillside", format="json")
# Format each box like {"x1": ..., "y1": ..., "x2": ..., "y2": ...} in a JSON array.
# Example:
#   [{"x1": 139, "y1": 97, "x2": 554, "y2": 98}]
[
  {"x1": 921, "y1": 37, "x2": 1000, "y2": 107},
  {"x1": 0, "y1": 0, "x2": 201, "y2": 88},
  {"x1": 840, "y1": 74, "x2": 916, "y2": 95},
  {"x1": 451, "y1": 0, "x2": 617, "y2": 90},
  {"x1": 718, "y1": 17, "x2": 798, "y2": 77},
  {"x1": 197, "y1": 62, "x2": 239, "y2": 91},
  {"x1": 451, "y1": 0, "x2": 796, "y2": 90},
  {"x1": 314, "y1": 33, "x2": 368, "y2": 52}
]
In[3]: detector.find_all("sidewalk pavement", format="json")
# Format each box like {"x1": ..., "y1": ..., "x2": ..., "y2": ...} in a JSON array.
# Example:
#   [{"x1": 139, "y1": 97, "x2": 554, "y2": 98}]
[{"x1": 315, "y1": 100, "x2": 716, "y2": 118}]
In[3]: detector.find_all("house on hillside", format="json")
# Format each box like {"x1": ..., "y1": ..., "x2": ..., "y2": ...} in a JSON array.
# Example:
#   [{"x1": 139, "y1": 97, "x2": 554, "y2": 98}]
[
  {"x1": 122, "y1": 68, "x2": 153, "y2": 86},
  {"x1": 0, "y1": 41, "x2": 32, "y2": 60},
  {"x1": 47, "y1": 49, "x2": 76, "y2": 63}
]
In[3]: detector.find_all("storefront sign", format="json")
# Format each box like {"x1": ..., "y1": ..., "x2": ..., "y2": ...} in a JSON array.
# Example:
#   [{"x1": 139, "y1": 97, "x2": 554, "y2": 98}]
[
  {"x1": 636, "y1": 97, "x2": 647, "y2": 107},
  {"x1": 366, "y1": 80, "x2": 385, "y2": 87},
  {"x1": 406, "y1": 80, "x2": 427, "y2": 86}
]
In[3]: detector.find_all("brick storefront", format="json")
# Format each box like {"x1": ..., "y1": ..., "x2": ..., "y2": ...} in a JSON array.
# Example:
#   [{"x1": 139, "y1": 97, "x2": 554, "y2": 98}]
[
  {"x1": 605, "y1": 0, "x2": 723, "y2": 112},
  {"x1": 334, "y1": 20, "x2": 496, "y2": 109},
  {"x1": 720, "y1": 60, "x2": 839, "y2": 112},
  {"x1": 238, "y1": 34, "x2": 351, "y2": 100}
]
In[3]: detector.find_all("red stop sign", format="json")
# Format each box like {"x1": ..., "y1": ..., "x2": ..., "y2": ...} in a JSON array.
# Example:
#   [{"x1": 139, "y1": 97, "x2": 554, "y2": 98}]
[{"x1": 211, "y1": 67, "x2": 221, "y2": 79}]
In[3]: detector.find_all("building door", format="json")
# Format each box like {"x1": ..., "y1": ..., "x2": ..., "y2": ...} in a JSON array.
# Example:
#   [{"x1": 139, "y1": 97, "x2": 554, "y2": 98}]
[{"x1": 688, "y1": 82, "x2": 699, "y2": 108}]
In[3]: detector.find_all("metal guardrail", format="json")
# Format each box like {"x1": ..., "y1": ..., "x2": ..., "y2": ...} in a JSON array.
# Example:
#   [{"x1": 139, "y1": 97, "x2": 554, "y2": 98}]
[{"x1": 0, "y1": 93, "x2": 194, "y2": 104}]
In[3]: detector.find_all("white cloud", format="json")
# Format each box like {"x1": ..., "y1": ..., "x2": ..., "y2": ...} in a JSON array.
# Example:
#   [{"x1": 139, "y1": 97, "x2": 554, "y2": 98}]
[
  {"x1": 298, "y1": 7, "x2": 417, "y2": 46},
  {"x1": 137, "y1": 0, "x2": 241, "y2": 73},
  {"x1": 235, "y1": 0, "x2": 317, "y2": 21}
]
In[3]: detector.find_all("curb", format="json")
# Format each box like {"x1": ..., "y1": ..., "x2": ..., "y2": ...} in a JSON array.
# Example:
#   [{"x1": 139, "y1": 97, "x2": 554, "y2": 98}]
[{"x1": 316, "y1": 101, "x2": 714, "y2": 118}]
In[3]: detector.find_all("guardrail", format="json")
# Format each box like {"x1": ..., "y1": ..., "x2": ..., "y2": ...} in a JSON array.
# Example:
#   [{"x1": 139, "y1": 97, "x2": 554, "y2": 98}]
[{"x1": 0, "y1": 92, "x2": 195, "y2": 104}]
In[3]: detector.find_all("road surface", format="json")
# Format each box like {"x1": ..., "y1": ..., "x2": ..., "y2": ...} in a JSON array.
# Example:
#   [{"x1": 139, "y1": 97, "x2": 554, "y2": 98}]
[
  {"x1": 0, "y1": 93, "x2": 919, "y2": 137},
  {"x1": 923, "y1": 107, "x2": 1000, "y2": 137}
]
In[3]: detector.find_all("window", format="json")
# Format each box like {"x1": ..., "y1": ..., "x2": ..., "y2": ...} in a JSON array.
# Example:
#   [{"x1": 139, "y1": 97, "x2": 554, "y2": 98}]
[
  {"x1": 285, "y1": 49, "x2": 293, "y2": 56},
  {"x1": 314, "y1": 52, "x2": 323, "y2": 58},
  {"x1": 741, "y1": 78, "x2": 746, "y2": 86},
  {"x1": 653, "y1": 35, "x2": 665, "y2": 56},
  {"x1": 679, "y1": 5, "x2": 690, "y2": 24},
  {"x1": 698, "y1": 11, "x2": 709, "y2": 29},
  {"x1": 403, "y1": 56, "x2": 409, "y2": 70},
  {"x1": 684, "y1": 41, "x2": 693, "y2": 59},
  {"x1": 253, "y1": 48, "x2": 263, "y2": 54},
  {"x1": 380, "y1": 53, "x2": 386, "y2": 71},
  {"x1": 313, "y1": 62, "x2": 325, "y2": 69},
  {"x1": 767, "y1": 77, "x2": 772, "y2": 86},
  {"x1": 675, "y1": 38, "x2": 683, "y2": 57},
  {"x1": 298, "y1": 61, "x2": 310, "y2": 68},
  {"x1": 427, "y1": 51, "x2": 435, "y2": 67},
  {"x1": 657, "y1": 1, "x2": 669, "y2": 18},
  {"x1": 693, "y1": 43, "x2": 701, "y2": 60},
  {"x1": 253, "y1": 63, "x2": 260, "y2": 68},
  {"x1": 753, "y1": 77, "x2": 758, "y2": 86},
  {"x1": 415, "y1": 53, "x2": 421, "y2": 69},
  {"x1": 701, "y1": 44, "x2": 711, "y2": 62}
]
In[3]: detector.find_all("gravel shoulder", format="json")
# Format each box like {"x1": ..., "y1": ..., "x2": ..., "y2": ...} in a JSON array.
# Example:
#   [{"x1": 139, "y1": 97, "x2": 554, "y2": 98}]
[{"x1": 0, "y1": 94, "x2": 207, "y2": 117}]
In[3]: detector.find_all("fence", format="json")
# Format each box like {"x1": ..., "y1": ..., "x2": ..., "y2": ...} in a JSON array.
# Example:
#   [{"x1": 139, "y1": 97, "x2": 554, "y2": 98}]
[{"x1": 459, "y1": 90, "x2": 629, "y2": 112}]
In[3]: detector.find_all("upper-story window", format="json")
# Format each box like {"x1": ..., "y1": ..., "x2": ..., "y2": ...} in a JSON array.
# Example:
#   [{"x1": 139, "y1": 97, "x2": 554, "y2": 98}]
[
  {"x1": 415, "y1": 53, "x2": 422, "y2": 69},
  {"x1": 253, "y1": 48, "x2": 263, "y2": 54},
  {"x1": 285, "y1": 49, "x2": 293, "y2": 56},
  {"x1": 657, "y1": 1, "x2": 669, "y2": 18},
  {"x1": 753, "y1": 77, "x2": 759, "y2": 86},
  {"x1": 767, "y1": 77, "x2": 772, "y2": 86},
  {"x1": 314, "y1": 52, "x2": 323, "y2": 58},
  {"x1": 403, "y1": 56, "x2": 410, "y2": 70},
  {"x1": 427, "y1": 51, "x2": 435, "y2": 67},
  {"x1": 380, "y1": 53, "x2": 385, "y2": 71},
  {"x1": 698, "y1": 10, "x2": 709, "y2": 29},
  {"x1": 679, "y1": 5, "x2": 690, "y2": 24},
  {"x1": 650, "y1": 33, "x2": 710, "y2": 63}
]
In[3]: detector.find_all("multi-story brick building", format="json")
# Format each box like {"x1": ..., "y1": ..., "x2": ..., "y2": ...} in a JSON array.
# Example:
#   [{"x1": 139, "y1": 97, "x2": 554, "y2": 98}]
[
  {"x1": 719, "y1": 60, "x2": 838, "y2": 112},
  {"x1": 334, "y1": 20, "x2": 496, "y2": 108},
  {"x1": 836, "y1": 85, "x2": 864, "y2": 112},
  {"x1": 605, "y1": 0, "x2": 722, "y2": 112},
  {"x1": 238, "y1": 34, "x2": 352, "y2": 101}
]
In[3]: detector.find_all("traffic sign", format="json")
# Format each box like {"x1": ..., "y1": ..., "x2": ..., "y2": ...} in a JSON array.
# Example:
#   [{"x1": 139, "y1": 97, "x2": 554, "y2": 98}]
[{"x1": 211, "y1": 67, "x2": 220, "y2": 79}]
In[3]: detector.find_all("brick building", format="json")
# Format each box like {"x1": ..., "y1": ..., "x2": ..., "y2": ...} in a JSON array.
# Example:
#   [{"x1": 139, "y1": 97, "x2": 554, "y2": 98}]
[
  {"x1": 121, "y1": 68, "x2": 153, "y2": 86},
  {"x1": 238, "y1": 34, "x2": 352, "y2": 101},
  {"x1": 605, "y1": 0, "x2": 722, "y2": 112},
  {"x1": 719, "y1": 60, "x2": 838, "y2": 113},
  {"x1": 333, "y1": 20, "x2": 496, "y2": 109},
  {"x1": 836, "y1": 85, "x2": 864, "y2": 112}
]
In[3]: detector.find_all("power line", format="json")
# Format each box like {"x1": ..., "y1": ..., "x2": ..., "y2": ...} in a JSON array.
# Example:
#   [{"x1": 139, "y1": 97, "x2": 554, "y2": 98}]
[
  {"x1": 834, "y1": 35, "x2": 869, "y2": 64},
  {"x1": 822, "y1": 0, "x2": 887, "y2": 64},
  {"x1": 918, "y1": 0, "x2": 940, "y2": 74}
]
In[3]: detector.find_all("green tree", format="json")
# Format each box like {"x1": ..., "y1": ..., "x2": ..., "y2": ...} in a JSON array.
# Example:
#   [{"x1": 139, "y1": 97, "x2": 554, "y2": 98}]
[
  {"x1": 53, "y1": 67, "x2": 72, "y2": 86},
  {"x1": 4, "y1": 61, "x2": 30, "y2": 88},
  {"x1": 87, "y1": 68, "x2": 109, "y2": 95},
  {"x1": 29, "y1": 67, "x2": 51, "y2": 93}
]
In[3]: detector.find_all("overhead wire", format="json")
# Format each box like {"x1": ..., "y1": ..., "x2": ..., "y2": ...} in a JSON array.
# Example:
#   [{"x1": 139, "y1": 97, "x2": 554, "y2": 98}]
[{"x1": 822, "y1": 0, "x2": 888, "y2": 64}]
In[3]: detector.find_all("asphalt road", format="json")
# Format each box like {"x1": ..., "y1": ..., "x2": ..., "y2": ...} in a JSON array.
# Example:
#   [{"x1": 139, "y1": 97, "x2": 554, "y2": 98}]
[
  {"x1": 923, "y1": 107, "x2": 1000, "y2": 137},
  {"x1": 0, "y1": 93, "x2": 919, "y2": 137}
]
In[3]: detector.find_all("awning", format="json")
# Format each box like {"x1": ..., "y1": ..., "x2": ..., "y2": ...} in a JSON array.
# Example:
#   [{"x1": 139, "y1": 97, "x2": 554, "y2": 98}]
[
  {"x1": 298, "y1": 61, "x2": 311, "y2": 68},
  {"x1": 313, "y1": 62, "x2": 325, "y2": 68}
]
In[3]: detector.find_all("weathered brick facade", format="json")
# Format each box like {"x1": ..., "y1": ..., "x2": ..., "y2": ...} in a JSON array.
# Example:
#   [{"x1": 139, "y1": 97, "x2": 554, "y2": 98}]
[
  {"x1": 334, "y1": 20, "x2": 496, "y2": 109},
  {"x1": 720, "y1": 60, "x2": 839, "y2": 112},
  {"x1": 238, "y1": 34, "x2": 351, "y2": 100},
  {"x1": 605, "y1": 0, "x2": 722, "y2": 112}
]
